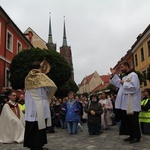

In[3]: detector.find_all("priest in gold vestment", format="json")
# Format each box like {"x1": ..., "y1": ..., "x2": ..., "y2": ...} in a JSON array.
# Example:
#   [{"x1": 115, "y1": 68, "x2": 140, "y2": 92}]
[{"x1": 24, "y1": 60, "x2": 57, "y2": 150}]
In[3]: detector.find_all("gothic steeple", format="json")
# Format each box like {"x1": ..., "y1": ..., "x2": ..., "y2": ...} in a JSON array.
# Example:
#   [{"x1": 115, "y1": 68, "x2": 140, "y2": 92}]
[
  {"x1": 48, "y1": 12, "x2": 53, "y2": 43},
  {"x1": 46, "y1": 12, "x2": 56, "y2": 51},
  {"x1": 60, "y1": 17, "x2": 74, "y2": 80},
  {"x1": 62, "y1": 17, "x2": 67, "y2": 46}
]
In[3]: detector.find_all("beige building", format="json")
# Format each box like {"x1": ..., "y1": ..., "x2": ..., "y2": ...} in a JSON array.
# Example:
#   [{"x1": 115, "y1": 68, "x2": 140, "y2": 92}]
[
  {"x1": 78, "y1": 71, "x2": 103, "y2": 94},
  {"x1": 131, "y1": 24, "x2": 150, "y2": 90},
  {"x1": 24, "y1": 27, "x2": 47, "y2": 49}
]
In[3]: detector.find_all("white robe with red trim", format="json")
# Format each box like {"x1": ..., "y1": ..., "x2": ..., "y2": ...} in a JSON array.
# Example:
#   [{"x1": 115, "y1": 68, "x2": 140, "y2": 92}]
[{"x1": 0, "y1": 103, "x2": 25, "y2": 143}]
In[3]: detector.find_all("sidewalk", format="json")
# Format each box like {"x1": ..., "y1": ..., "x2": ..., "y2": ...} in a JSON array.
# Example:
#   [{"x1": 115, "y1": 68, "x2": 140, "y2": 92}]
[{"x1": 0, "y1": 125, "x2": 150, "y2": 150}]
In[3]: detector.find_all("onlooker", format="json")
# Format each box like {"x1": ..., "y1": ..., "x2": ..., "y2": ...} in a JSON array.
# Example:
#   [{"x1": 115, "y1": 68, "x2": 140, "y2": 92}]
[
  {"x1": 0, "y1": 87, "x2": 11, "y2": 115},
  {"x1": 66, "y1": 91, "x2": 80, "y2": 134},
  {"x1": 84, "y1": 94, "x2": 103, "y2": 135},
  {"x1": 75, "y1": 95, "x2": 83, "y2": 131},
  {"x1": 60, "y1": 97, "x2": 67, "y2": 129},
  {"x1": 110, "y1": 93, "x2": 116, "y2": 126},
  {"x1": 110, "y1": 61, "x2": 141, "y2": 143},
  {"x1": 81, "y1": 96, "x2": 88, "y2": 123},
  {"x1": 18, "y1": 94, "x2": 25, "y2": 114},
  {"x1": 99, "y1": 92, "x2": 113, "y2": 129},
  {"x1": 53, "y1": 99, "x2": 61, "y2": 127},
  {"x1": 47, "y1": 101, "x2": 56, "y2": 133},
  {"x1": 139, "y1": 88, "x2": 150, "y2": 134},
  {"x1": 0, "y1": 91, "x2": 24, "y2": 143}
]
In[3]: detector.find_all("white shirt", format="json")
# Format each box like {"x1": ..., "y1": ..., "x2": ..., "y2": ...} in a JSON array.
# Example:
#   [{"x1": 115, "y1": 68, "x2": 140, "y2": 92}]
[
  {"x1": 25, "y1": 87, "x2": 50, "y2": 121},
  {"x1": 110, "y1": 72, "x2": 141, "y2": 111}
]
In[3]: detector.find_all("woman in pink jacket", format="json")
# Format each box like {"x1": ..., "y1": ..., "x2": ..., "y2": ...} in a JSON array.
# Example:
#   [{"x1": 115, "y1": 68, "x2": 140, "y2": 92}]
[{"x1": 99, "y1": 92, "x2": 113, "y2": 130}]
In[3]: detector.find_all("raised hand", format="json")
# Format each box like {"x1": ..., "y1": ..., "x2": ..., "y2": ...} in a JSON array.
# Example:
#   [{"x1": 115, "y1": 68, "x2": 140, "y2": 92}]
[{"x1": 110, "y1": 68, "x2": 116, "y2": 75}]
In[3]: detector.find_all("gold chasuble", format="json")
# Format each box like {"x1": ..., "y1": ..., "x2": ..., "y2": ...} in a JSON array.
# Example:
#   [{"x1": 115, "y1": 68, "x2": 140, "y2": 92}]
[{"x1": 25, "y1": 69, "x2": 57, "y2": 100}]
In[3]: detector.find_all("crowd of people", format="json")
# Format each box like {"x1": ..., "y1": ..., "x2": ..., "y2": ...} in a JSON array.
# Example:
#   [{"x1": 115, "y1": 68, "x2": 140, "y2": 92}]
[
  {"x1": 0, "y1": 85, "x2": 150, "y2": 146},
  {"x1": 0, "y1": 88, "x2": 116, "y2": 137},
  {"x1": 0, "y1": 61, "x2": 150, "y2": 149}
]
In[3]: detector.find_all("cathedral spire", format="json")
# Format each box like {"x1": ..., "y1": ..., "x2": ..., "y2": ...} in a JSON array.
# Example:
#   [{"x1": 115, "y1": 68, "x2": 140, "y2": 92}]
[
  {"x1": 62, "y1": 16, "x2": 67, "y2": 46},
  {"x1": 48, "y1": 12, "x2": 53, "y2": 44},
  {"x1": 46, "y1": 12, "x2": 56, "y2": 51}
]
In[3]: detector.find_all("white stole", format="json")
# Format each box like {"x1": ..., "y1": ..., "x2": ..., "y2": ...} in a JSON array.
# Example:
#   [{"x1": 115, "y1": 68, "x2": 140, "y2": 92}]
[
  {"x1": 124, "y1": 73, "x2": 134, "y2": 115},
  {"x1": 30, "y1": 89, "x2": 51, "y2": 130}
]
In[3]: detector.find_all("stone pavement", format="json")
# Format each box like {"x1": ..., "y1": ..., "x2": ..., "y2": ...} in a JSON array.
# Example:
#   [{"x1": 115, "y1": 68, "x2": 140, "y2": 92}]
[{"x1": 0, "y1": 124, "x2": 150, "y2": 150}]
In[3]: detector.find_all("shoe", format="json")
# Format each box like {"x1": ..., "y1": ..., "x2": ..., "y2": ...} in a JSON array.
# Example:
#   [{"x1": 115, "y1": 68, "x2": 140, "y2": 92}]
[
  {"x1": 129, "y1": 138, "x2": 140, "y2": 144},
  {"x1": 124, "y1": 137, "x2": 133, "y2": 141}
]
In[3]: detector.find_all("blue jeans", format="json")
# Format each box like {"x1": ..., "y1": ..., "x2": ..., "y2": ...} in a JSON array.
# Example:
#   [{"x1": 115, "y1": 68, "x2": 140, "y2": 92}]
[
  {"x1": 67, "y1": 122, "x2": 78, "y2": 134},
  {"x1": 60, "y1": 119, "x2": 67, "y2": 129}
]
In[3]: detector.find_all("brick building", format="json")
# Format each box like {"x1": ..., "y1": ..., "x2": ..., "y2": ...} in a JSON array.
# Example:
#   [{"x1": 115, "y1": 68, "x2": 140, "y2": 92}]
[{"x1": 0, "y1": 6, "x2": 33, "y2": 92}]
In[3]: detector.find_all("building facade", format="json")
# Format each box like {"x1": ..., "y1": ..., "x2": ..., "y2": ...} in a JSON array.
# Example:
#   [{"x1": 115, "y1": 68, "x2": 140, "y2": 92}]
[
  {"x1": 112, "y1": 24, "x2": 150, "y2": 91},
  {"x1": 114, "y1": 49, "x2": 134, "y2": 75},
  {"x1": 24, "y1": 27, "x2": 48, "y2": 49},
  {"x1": 0, "y1": 6, "x2": 33, "y2": 92},
  {"x1": 91, "y1": 75, "x2": 110, "y2": 93},
  {"x1": 78, "y1": 71, "x2": 103, "y2": 94},
  {"x1": 131, "y1": 24, "x2": 150, "y2": 90}
]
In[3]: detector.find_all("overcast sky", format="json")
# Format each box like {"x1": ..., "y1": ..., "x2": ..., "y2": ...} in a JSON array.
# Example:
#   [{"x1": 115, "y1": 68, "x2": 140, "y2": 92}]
[{"x1": 1, "y1": 0, "x2": 150, "y2": 84}]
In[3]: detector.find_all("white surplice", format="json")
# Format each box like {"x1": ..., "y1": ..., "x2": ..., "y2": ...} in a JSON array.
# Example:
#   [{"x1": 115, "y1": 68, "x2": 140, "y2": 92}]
[
  {"x1": 25, "y1": 87, "x2": 51, "y2": 129},
  {"x1": 110, "y1": 72, "x2": 141, "y2": 112},
  {"x1": 0, "y1": 103, "x2": 25, "y2": 143}
]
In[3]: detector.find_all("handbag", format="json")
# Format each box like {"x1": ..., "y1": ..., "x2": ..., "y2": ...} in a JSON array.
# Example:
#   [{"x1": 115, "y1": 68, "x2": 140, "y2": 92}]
[{"x1": 82, "y1": 111, "x2": 88, "y2": 119}]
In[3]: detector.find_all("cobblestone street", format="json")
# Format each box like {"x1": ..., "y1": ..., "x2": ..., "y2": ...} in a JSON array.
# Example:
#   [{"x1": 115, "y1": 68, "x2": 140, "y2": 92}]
[{"x1": 0, "y1": 125, "x2": 150, "y2": 150}]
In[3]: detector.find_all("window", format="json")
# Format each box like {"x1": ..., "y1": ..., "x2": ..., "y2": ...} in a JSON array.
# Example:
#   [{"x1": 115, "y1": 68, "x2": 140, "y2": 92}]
[
  {"x1": 140, "y1": 47, "x2": 144, "y2": 62},
  {"x1": 142, "y1": 70, "x2": 147, "y2": 86},
  {"x1": 148, "y1": 41, "x2": 150, "y2": 56},
  {"x1": 5, "y1": 68, "x2": 11, "y2": 88},
  {"x1": 17, "y1": 40, "x2": 22, "y2": 53},
  {"x1": 6, "y1": 30, "x2": 13, "y2": 52},
  {"x1": 0, "y1": 22, "x2": 1, "y2": 44},
  {"x1": 135, "y1": 54, "x2": 138, "y2": 66}
]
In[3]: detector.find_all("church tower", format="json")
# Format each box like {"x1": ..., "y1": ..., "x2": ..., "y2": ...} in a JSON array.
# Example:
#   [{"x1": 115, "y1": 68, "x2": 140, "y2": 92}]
[
  {"x1": 60, "y1": 17, "x2": 74, "y2": 80},
  {"x1": 46, "y1": 13, "x2": 56, "y2": 51}
]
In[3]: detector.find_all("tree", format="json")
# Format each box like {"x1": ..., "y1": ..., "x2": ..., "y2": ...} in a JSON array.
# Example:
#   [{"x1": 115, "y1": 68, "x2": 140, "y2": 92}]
[
  {"x1": 146, "y1": 65, "x2": 150, "y2": 81},
  {"x1": 107, "y1": 84, "x2": 118, "y2": 94},
  {"x1": 56, "y1": 79, "x2": 79, "y2": 98},
  {"x1": 9, "y1": 48, "x2": 74, "y2": 97},
  {"x1": 135, "y1": 71, "x2": 145, "y2": 85}
]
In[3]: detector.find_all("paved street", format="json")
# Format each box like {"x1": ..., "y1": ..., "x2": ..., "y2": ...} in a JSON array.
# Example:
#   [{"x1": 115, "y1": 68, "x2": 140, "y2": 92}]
[{"x1": 0, "y1": 124, "x2": 150, "y2": 150}]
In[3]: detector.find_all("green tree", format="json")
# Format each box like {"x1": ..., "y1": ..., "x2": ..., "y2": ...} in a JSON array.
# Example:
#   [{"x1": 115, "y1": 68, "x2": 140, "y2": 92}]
[
  {"x1": 146, "y1": 65, "x2": 150, "y2": 81},
  {"x1": 107, "y1": 84, "x2": 118, "y2": 94},
  {"x1": 9, "y1": 48, "x2": 74, "y2": 97},
  {"x1": 135, "y1": 71, "x2": 145, "y2": 85},
  {"x1": 56, "y1": 79, "x2": 79, "y2": 98}
]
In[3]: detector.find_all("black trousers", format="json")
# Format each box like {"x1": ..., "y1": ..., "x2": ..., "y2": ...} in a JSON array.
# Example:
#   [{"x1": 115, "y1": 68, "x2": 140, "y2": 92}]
[
  {"x1": 120, "y1": 110, "x2": 141, "y2": 139},
  {"x1": 24, "y1": 121, "x2": 47, "y2": 149}
]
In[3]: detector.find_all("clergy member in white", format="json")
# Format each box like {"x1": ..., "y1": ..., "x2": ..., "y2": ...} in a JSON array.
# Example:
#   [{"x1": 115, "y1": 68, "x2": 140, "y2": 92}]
[
  {"x1": 110, "y1": 61, "x2": 141, "y2": 144},
  {"x1": 24, "y1": 60, "x2": 57, "y2": 150},
  {"x1": 0, "y1": 92, "x2": 25, "y2": 143}
]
